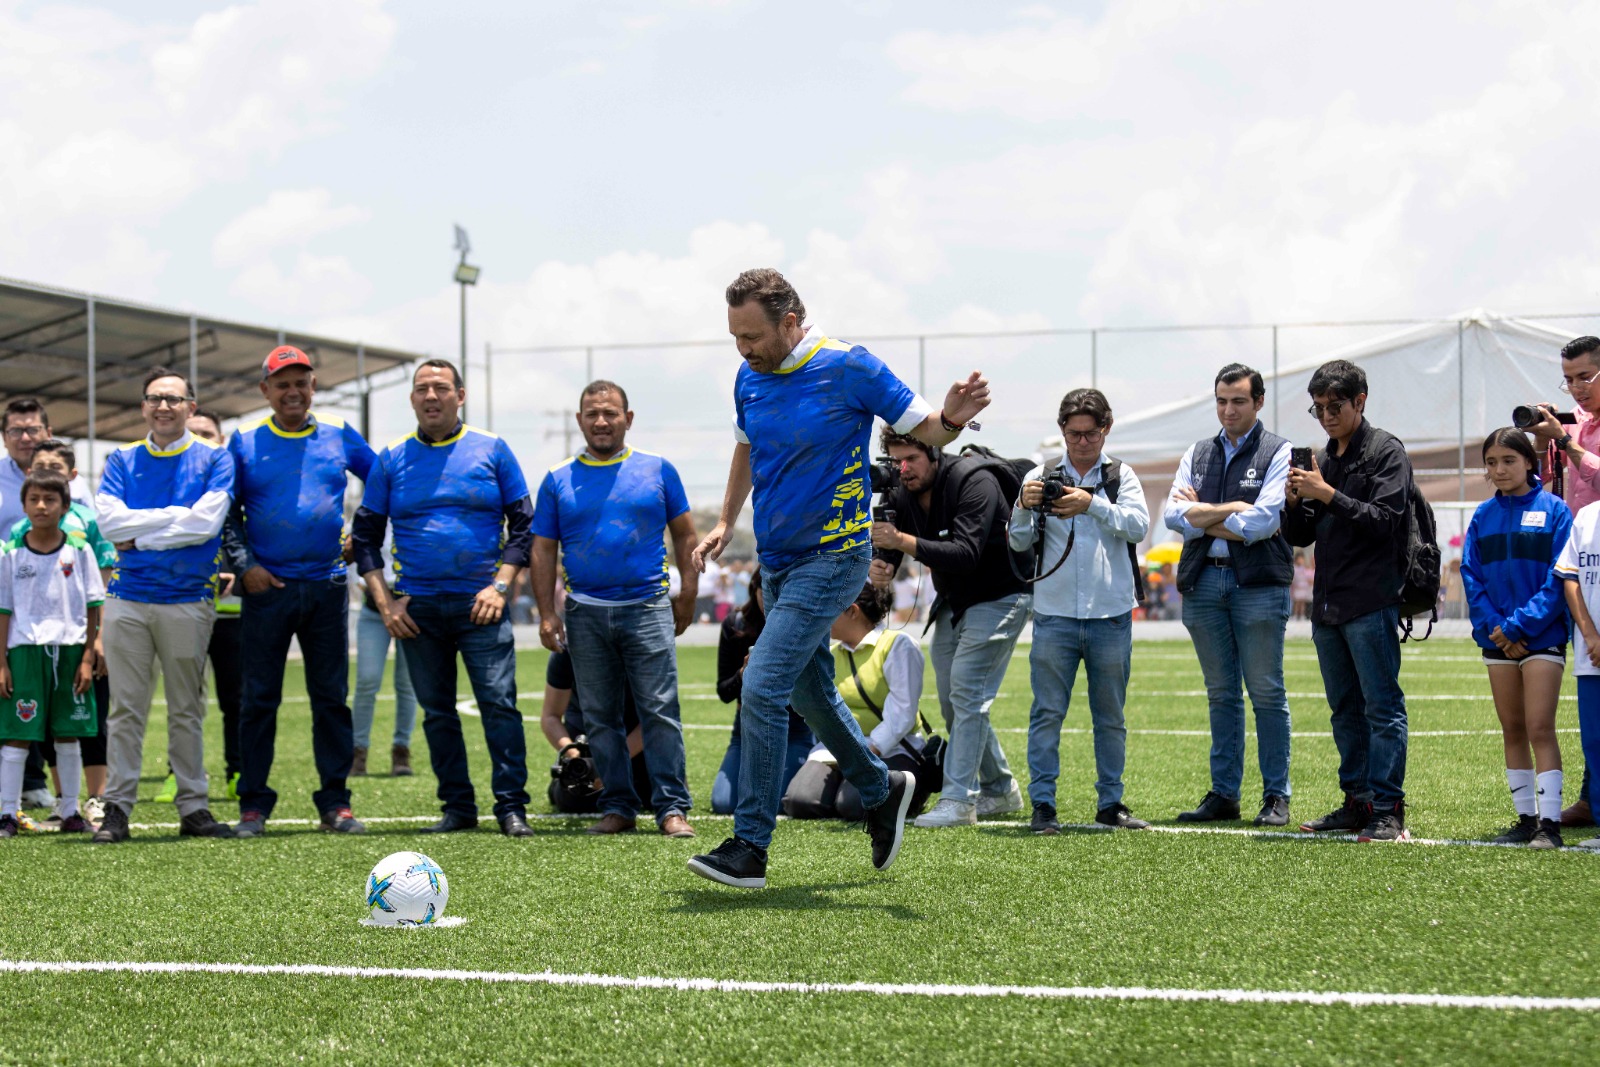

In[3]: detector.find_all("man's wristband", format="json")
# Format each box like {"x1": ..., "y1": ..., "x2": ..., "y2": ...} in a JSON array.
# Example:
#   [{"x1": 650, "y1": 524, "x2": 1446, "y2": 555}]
[
  {"x1": 939, "y1": 411, "x2": 964, "y2": 432},
  {"x1": 1556, "y1": 434, "x2": 1574, "y2": 452}
]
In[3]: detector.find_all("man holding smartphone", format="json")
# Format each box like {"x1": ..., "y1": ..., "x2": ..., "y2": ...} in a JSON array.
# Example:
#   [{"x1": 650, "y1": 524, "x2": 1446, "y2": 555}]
[{"x1": 1163, "y1": 364, "x2": 1295, "y2": 827}]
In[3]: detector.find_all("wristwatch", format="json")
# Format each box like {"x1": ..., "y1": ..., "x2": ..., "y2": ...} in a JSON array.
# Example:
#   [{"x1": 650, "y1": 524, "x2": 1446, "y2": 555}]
[
  {"x1": 492, "y1": 579, "x2": 510, "y2": 595},
  {"x1": 1556, "y1": 434, "x2": 1574, "y2": 451}
]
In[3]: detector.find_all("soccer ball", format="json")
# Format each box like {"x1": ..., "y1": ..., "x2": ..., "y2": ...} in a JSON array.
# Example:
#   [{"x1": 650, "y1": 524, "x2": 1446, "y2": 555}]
[{"x1": 365, "y1": 851, "x2": 449, "y2": 926}]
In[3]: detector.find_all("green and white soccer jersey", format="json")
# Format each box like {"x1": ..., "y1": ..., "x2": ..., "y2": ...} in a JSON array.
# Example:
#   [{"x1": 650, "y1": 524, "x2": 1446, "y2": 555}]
[
  {"x1": 0, "y1": 643, "x2": 95, "y2": 742},
  {"x1": 0, "y1": 534, "x2": 105, "y2": 647}
]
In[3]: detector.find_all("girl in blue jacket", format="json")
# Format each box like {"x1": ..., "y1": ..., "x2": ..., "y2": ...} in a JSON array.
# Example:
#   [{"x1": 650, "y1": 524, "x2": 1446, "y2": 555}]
[{"x1": 1461, "y1": 428, "x2": 1573, "y2": 848}]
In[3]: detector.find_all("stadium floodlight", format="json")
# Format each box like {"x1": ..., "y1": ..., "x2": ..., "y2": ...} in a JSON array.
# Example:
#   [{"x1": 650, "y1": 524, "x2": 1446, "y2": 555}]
[
  {"x1": 454, "y1": 224, "x2": 480, "y2": 407},
  {"x1": 454, "y1": 263, "x2": 481, "y2": 285}
]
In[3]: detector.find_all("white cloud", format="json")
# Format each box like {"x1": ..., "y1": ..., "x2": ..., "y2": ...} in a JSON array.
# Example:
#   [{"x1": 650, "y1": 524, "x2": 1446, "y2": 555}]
[{"x1": 213, "y1": 189, "x2": 371, "y2": 268}]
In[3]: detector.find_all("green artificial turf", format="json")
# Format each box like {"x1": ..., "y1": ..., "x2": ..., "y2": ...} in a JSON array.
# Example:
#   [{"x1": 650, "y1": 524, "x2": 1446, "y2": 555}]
[{"x1": 3, "y1": 637, "x2": 1598, "y2": 1066}]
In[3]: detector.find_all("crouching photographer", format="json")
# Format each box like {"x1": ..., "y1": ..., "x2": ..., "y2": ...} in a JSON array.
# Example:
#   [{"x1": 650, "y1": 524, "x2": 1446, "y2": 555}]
[
  {"x1": 868, "y1": 427, "x2": 1031, "y2": 828},
  {"x1": 539, "y1": 648, "x2": 651, "y2": 814}
]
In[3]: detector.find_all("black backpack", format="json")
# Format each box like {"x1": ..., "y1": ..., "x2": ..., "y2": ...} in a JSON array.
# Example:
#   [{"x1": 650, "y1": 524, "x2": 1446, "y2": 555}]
[
  {"x1": 1397, "y1": 478, "x2": 1441, "y2": 642},
  {"x1": 949, "y1": 443, "x2": 1036, "y2": 505}
]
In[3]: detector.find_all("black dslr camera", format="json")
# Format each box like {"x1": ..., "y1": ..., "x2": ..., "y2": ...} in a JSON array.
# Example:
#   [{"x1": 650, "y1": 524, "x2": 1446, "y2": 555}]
[
  {"x1": 1512, "y1": 404, "x2": 1575, "y2": 430},
  {"x1": 1034, "y1": 471, "x2": 1068, "y2": 513},
  {"x1": 552, "y1": 736, "x2": 600, "y2": 799},
  {"x1": 868, "y1": 455, "x2": 904, "y2": 570}
]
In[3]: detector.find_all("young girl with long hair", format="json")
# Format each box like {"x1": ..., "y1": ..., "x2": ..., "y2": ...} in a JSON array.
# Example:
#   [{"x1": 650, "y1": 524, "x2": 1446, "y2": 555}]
[{"x1": 1461, "y1": 428, "x2": 1573, "y2": 847}]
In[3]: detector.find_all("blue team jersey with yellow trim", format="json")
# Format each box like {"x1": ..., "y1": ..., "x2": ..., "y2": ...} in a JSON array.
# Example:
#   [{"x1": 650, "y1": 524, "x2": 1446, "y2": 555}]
[
  {"x1": 735, "y1": 337, "x2": 920, "y2": 570},
  {"x1": 361, "y1": 425, "x2": 529, "y2": 597},
  {"x1": 228, "y1": 412, "x2": 377, "y2": 581},
  {"x1": 100, "y1": 437, "x2": 234, "y2": 604},
  {"x1": 533, "y1": 447, "x2": 690, "y2": 603}
]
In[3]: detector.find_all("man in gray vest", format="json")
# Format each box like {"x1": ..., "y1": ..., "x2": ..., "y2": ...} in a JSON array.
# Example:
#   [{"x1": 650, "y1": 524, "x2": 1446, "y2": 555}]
[{"x1": 1163, "y1": 364, "x2": 1294, "y2": 826}]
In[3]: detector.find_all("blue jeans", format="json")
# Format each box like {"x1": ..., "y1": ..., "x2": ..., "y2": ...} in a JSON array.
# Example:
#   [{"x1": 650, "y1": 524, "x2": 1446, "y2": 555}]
[
  {"x1": 737, "y1": 548, "x2": 887, "y2": 849},
  {"x1": 237, "y1": 578, "x2": 354, "y2": 819},
  {"x1": 1311, "y1": 606, "x2": 1407, "y2": 806},
  {"x1": 1027, "y1": 612, "x2": 1133, "y2": 810},
  {"x1": 930, "y1": 594, "x2": 1030, "y2": 803},
  {"x1": 1578, "y1": 677, "x2": 1600, "y2": 812},
  {"x1": 1181, "y1": 567, "x2": 1292, "y2": 801},
  {"x1": 564, "y1": 596, "x2": 692, "y2": 824},
  {"x1": 403, "y1": 594, "x2": 529, "y2": 820},
  {"x1": 711, "y1": 708, "x2": 813, "y2": 815},
  {"x1": 353, "y1": 603, "x2": 416, "y2": 749}
]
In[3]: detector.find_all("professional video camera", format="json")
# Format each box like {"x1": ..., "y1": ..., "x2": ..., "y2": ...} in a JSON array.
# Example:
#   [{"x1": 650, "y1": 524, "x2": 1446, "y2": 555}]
[
  {"x1": 551, "y1": 736, "x2": 601, "y2": 801},
  {"x1": 868, "y1": 455, "x2": 904, "y2": 569},
  {"x1": 1512, "y1": 403, "x2": 1576, "y2": 430}
]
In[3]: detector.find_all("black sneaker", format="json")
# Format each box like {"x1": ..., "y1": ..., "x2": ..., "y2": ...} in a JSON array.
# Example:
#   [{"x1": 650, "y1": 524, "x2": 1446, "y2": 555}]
[
  {"x1": 1529, "y1": 819, "x2": 1564, "y2": 850},
  {"x1": 0, "y1": 813, "x2": 18, "y2": 839},
  {"x1": 687, "y1": 837, "x2": 768, "y2": 889},
  {"x1": 1254, "y1": 795, "x2": 1290, "y2": 827},
  {"x1": 1299, "y1": 794, "x2": 1366, "y2": 833},
  {"x1": 1095, "y1": 803, "x2": 1150, "y2": 830},
  {"x1": 1357, "y1": 802, "x2": 1409, "y2": 842},
  {"x1": 1178, "y1": 791, "x2": 1240, "y2": 823},
  {"x1": 91, "y1": 804, "x2": 130, "y2": 844},
  {"x1": 179, "y1": 809, "x2": 235, "y2": 839},
  {"x1": 1492, "y1": 814, "x2": 1538, "y2": 844},
  {"x1": 1030, "y1": 802, "x2": 1060, "y2": 836},
  {"x1": 864, "y1": 770, "x2": 915, "y2": 871}
]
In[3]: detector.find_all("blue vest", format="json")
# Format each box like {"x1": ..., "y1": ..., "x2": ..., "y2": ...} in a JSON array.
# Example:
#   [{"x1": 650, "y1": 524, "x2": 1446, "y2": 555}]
[{"x1": 1177, "y1": 424, "x2": 1293, "y2": 593}]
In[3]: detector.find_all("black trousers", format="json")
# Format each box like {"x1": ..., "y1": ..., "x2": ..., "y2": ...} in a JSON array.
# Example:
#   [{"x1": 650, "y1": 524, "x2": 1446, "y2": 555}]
[
  {"x1": 781, "y1": 751, "x2": 932, "y2": 821},
  {"x1": 548, "y1": 753, "x2": 653, "y2": 814},
  {"x1": 209, "y1": 615, "x2": 243, "y2": 777}
]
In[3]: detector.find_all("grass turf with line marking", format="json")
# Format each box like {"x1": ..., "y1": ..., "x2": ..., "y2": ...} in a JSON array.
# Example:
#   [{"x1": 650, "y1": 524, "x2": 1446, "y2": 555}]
[{"x1": 2, "y1": 636, "x2": 1597, "y2": 1065}]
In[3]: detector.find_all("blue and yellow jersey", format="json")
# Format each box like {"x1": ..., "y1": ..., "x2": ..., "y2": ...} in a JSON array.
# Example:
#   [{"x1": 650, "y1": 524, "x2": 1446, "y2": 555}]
[
  {"x1": 359, "y1": 424, "x2": 531, "y2": 597},
  {"x1": 734, "y1": 332, "x2": 929, "y2": 570},
  {"x1": 227, "y1": 412, "x2": 377, "y2": 582},
  {"x1": 8, "y1": 501, "x2": 117, "y2": 571},
  {"x1": 96, "y1": 434, "x2": 235, "y2": 604},
  {"x1": 533, "y1": 446, "x2": 690, "y2": 603}
]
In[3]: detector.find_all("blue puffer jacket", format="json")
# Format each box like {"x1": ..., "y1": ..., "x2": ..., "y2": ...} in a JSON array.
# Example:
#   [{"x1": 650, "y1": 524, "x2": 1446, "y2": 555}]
[{"x1": 1460, "y1": 484, "x2": 1573, "y2": 651}]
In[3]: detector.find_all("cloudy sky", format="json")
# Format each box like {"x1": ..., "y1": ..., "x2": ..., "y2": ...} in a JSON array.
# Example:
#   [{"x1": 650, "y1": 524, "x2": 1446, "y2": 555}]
[{"x1": 5, "y1": 0, "x2": 1599, "y2": 499}]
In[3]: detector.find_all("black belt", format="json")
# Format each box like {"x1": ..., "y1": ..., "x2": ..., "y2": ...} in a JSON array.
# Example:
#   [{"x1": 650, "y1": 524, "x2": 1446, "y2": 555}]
[{"x1": 1206, "y1": 556, "x2": 1233, "y2": 568}]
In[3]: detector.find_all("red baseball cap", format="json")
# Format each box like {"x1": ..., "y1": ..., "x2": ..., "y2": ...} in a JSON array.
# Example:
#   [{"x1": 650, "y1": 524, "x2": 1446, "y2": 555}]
[{"x1": 262, "y1": 345, "x2": 313, "y2": 379}]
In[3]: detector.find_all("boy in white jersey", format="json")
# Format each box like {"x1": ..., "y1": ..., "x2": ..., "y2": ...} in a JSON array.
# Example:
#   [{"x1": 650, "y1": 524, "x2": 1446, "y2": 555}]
[
  {"x1": 1555, "y1": 498, "x2": 1600, "y2": 849},
  {"x1": 0, "y1": 472, "x2": 103, "y2": 836}
]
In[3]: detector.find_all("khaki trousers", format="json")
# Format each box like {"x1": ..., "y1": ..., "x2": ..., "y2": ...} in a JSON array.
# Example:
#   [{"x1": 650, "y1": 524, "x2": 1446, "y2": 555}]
[{"x1": 103, "y1": 597, "x2": 216, "y2": 817}]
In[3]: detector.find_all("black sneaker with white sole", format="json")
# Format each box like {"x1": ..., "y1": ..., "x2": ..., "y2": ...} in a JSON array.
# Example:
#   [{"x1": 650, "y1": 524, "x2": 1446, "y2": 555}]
[
  {"x1": 687, "y1": 837, "x2": 769, "y2": 889},
  {"x1": 1529, "y1": 819, "x2": 1564, "y2": 850},
  {"x1": 865, "y1": 770, "x2": 914, "y2": 871},
  {"x1": 1492, "y1": 814, "x2": 1538, "y2": 844}
]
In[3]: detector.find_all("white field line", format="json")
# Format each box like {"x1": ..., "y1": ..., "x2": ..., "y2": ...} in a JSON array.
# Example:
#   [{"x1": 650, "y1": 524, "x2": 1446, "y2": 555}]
[
  {"x1": 117, "y1": 813, "x2": 1600, "y2": 853},
  {"x1": 0, "y1": 959, "x2": 1595, "y2": 1012}
]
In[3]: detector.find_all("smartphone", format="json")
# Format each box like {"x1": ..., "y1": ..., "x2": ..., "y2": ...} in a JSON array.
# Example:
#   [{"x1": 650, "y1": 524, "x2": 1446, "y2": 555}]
[{"x1": 1290, "y1": 447, "x2": 1314, "y2": 471}]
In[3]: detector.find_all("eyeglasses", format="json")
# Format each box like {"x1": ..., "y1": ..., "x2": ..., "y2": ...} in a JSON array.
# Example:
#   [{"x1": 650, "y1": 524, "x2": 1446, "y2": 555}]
[
  {"x1": 143, "y1": 394, "x2": 192, "y2": 408},
  {"x1": 1559, "y1": 369, "x2": 1600, "y2": 394},
  {"x1": 2, "y1": 425, "x2": 47, "y2": 440},
  {"x1": 1062, "y1": 430, "x2": 1105, "y2": 444},
  {"x1": 1307, "y1": 400, "x2": 1350, "y2": 420}
]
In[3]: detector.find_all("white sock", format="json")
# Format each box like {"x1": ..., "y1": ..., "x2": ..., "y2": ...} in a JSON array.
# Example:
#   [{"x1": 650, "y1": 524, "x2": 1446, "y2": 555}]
[
  {"x1": 1506, "y1": 768, "x2": 1537, "y2": 817},
  {"x1": 53, "y1": 741, "x2": 81, "y2": 819},
  {"x1": 0, "y1": 746, "x2": 27, "y2": 818},
  {"x1": 1536, "y1": 769, "x2": 1564, "y2": 824}
]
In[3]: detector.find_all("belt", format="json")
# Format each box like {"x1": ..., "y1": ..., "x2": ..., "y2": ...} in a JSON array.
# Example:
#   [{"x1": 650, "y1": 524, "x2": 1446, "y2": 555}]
[{"x1": 1206, "y1": 556, "x2": 1233, "y2": 568}]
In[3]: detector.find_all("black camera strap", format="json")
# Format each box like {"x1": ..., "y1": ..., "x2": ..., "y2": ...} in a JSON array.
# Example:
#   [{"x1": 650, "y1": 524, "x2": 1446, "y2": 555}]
[{"x1": 843, "y1": 644, "x2": 939, "y2": 740}]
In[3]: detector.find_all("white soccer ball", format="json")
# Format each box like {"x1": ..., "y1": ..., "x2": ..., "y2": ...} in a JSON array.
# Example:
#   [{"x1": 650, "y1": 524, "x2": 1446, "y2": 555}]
[{"x1": 365, "y1": 851, "x2": 449, "y2": 926}]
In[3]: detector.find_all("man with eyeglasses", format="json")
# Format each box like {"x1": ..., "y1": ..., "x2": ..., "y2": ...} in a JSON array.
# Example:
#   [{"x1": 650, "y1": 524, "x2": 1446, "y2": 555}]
[
  {"x1": 1285, "y1": 359, "x2": 1413, "y2": 842},
  {"x1": 1164, "y1": 364, "x2": 1295, "y2": 828},
  {"x1": 0, "y1": 398, "x2": 93, "y2": 811},
  {"x1": 1527, "y1": 335, "x2": 1600, "y2": 825},
  {"x1": 1008, "y1": 388, "x2": 1152, "y2": 835},
  {"x1": 90, "y1": 368, "x2": 237, "y2": 843}
]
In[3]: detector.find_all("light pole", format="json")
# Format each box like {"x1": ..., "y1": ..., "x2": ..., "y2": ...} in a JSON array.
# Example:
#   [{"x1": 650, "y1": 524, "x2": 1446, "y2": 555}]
[{"x1": 453, "y1": 224, "x2": 480, "y2": 413}]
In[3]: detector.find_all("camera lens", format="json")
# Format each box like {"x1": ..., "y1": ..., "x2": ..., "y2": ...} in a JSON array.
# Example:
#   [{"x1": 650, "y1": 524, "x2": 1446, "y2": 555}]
[{"x1": 1511, "y1": 405, "x2": 1537, "y2": 429}]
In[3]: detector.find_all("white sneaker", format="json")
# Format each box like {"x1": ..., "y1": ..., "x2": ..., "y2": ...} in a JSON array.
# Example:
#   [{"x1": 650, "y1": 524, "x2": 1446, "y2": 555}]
[
  {"x1": 1577, "y1": 837, "x2": 1600, "y2": 849},
  {"x1": 20, "y1": 788, "x2": 55, "y2": 810},
  {"x1": 914, "y1": 798, "x2": 977, "y2": 828},
  {"x1": 977, "y1": 784, "x2": 1024, "y2": 817},
  {"x1": 83, "y1": 796, "x2": 106, "y2": 830}
]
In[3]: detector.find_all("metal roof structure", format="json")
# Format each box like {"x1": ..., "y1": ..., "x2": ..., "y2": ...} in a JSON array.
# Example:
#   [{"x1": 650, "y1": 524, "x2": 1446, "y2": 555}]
[{"x1": 0, "y1": 276, "x2": 425, "y2": 454}]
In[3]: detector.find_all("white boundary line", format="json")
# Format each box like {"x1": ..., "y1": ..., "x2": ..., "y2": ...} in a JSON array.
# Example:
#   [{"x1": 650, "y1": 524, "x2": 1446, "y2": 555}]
[
  {"x1": 109, "y1": 812, "x2": 1600, "y2": 852},
  {"x1": 0, "y1": 959, "x2": 1594, "y2": 1012}
]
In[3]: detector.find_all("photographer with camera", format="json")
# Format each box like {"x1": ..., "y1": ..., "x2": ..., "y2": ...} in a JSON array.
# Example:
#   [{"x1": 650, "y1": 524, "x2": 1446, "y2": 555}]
[
  {"x1": 1163, "y1": 364, "x2": 1295, "y2": 828},
  {"x1": 538, "y1": 648, "x2": 651, "y2": 814},
  {"x1": 1525, "y1": 335, "x2": 1600, "y2": 825},
  {"x1": 868, "y1": 427, "x2": 1030, "y2": 829},
  {"x1": 1008, "y1": 388, "x2": 1151, "y2": 835}
]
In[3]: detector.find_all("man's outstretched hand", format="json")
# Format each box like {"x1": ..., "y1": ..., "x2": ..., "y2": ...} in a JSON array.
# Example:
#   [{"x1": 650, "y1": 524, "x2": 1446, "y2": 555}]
[{"x1": 942, "y1": 371, "x2": 992, "y2": 427}]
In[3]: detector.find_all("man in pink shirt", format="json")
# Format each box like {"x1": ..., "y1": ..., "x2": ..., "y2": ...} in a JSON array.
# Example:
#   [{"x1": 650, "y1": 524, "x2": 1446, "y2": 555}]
[{"x1": 1529, "y1": 334, "x2": 1600, "y2": 823}]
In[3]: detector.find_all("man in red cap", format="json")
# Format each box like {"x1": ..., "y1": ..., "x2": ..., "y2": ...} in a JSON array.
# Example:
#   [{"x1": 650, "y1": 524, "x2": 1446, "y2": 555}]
[{"x1": 223, "y1": 346, "x2": 378, "y2": 837}]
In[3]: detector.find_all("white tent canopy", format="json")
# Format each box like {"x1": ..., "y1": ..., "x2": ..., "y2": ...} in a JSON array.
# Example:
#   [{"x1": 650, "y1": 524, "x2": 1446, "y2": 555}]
[{"x1": 1038, "y1": 310, "x2": 1576, "y2": 469}]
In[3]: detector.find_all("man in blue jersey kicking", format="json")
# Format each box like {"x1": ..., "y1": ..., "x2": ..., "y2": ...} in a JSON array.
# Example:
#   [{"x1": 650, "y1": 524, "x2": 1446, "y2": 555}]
[
  {"x1": 687, "y1": 268, "x2": 990, "y2": 888},
  {"x1": 350, "y1": 360, "x2": 537, "y2": 838}
]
